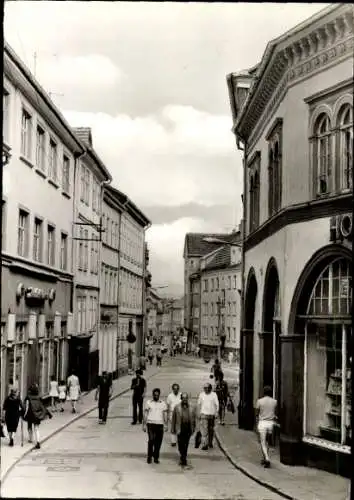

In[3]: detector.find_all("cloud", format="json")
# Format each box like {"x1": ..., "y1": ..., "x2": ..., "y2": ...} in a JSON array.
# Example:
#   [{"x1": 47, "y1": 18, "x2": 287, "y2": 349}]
[
  {"x1": 62, "y1": 107, "x2": 243, "y2": 208},
  {"x1": 36, "y1": 54, "x2": 125, "y2": 90}
]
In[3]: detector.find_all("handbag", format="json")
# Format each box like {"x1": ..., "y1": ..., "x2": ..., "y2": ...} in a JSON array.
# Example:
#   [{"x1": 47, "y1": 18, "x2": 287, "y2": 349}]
[
  {"x1": 227, "y1": 397, "x2": 235, "y2": 414},
  {"x1": 194, "y1": 430, "x2": 201, "y2": 449}
]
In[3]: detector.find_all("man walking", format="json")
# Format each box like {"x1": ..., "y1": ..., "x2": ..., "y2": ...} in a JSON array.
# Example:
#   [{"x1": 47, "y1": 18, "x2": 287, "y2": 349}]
[
  {"x1": 156, "y1": 347, "x2": 162, "y2": 367},
  {"x1": 131, "y1": 369, "x2": 146, "y2": 425},
  {"x1": 255, "y1": 386, "x2": 277, "y2": 468},
  {"x1": 95, "y1": 371, "x2": 112, "y2": 424},
  {"x1": 215, "y1": 372, "x2": 229, "y2": 425},
  {"x1": 171, "y1": 392, "x2": 196, "y2": 468},
  {"x1": 143, "y1": 388, "x2": 168, "y2": 464},
  {"x1": 197, "y1": 382, "x2": 219, "y2": 450},
  {"x1": 166, "y1": 383, "x2": 181, "y2": 446}
]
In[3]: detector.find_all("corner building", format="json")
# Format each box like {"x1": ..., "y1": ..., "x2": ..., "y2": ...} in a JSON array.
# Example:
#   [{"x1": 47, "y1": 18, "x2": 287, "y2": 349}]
[{"x1": 227, "y1": 4, "x2": 352, "y2": 476}]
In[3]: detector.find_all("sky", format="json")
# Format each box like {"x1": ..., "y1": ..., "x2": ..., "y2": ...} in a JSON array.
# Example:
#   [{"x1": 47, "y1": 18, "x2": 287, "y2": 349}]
[{"x1": 4, "y1": 1, "x2": 329, "y2": 297}]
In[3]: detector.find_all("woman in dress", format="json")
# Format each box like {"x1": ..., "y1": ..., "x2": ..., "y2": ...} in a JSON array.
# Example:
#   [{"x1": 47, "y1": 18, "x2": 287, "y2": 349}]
[
  {"x1": 58, "y1": 380, "x2": 67, "y2": 412},
  {"x1": 67, "y1": 370, "x2": 81, "y2": 414},
  {"x1": 49, "y1": 375, "x2": 59, "y2": 411},
  {"x1": 23, "y1": 384, "x2": 52, "y2": 449},
  {"x1": 3, "y1": 389, "x2": 23, "y2": 446}
]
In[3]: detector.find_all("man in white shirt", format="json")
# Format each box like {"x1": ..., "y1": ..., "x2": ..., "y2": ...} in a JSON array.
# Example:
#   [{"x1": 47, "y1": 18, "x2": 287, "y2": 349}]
[
  {"x1": 255, "y1": 386, "x2": 277, "y2": 468},
  {"x1": 197, "y1": 382, "x2": 219, "y2": 450},
  {"x1": 143, "y1": 388, "x2": 168, "y2": 464},
  {"x1": 166, "y1": 383, "x2": 181, "y2": 446}
]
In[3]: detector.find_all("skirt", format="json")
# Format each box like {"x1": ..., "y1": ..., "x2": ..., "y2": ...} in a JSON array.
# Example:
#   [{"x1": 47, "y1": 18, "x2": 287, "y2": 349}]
[{"x1": 69, "y1": 387, "x2": 79, "y2": 401}]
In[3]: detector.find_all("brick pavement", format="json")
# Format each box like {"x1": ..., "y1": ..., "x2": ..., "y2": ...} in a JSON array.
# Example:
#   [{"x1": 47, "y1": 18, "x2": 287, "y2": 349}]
[{"x1": 0, "y1": 362, "x2": 160, "y2": 483}]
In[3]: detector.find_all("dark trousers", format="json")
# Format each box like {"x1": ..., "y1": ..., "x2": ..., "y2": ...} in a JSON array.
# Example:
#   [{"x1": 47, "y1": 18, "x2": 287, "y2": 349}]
[
  {"x1": 99, "y1": 400, "x2": 109, "y2": 422},
  {"x1": 156, "y1": 357, "x2": 162, "y2": 366},
  {"x1": 132, "y1": 395, "x2": 143, "y2": 423},
  {"x1": 177, "y1": 431, "x2": 191, "y2": 465},
  {"x1": 148, "y1": 356, "x2": 153, "y2": 365},
  {"x1": 147, "y1": 423, "x2": 164, "y2": 460}
]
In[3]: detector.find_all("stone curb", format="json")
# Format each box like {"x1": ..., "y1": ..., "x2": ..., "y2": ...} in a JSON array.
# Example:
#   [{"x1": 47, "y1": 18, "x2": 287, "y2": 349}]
[
  {"x1": 214, "y1": 429, "x2": 297, "y2": 500},
  {"x1": 1, "y1": 368, "x2": 159, "y2": 485}
]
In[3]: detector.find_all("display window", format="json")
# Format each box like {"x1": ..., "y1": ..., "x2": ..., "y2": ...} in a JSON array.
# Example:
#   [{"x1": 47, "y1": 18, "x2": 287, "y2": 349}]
[{"x1": 304, "y1": 258, "x2": 352, "y2": 451}]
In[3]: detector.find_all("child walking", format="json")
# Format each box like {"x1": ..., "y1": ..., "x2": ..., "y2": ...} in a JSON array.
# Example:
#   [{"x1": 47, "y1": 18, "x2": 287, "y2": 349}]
[
  {"x1": 49, "y1": 375, "x2": 59, "y2": 411},
  {"x1": 58, "y1": 380, "x2": 67, "y2": 412}
]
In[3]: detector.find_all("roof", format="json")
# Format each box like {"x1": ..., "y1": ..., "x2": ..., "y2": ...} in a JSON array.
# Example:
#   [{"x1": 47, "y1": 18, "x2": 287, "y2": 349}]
[
  {"x1": 106, "y1": 185, "x2": 151, "y2": 228},
  {"x1": 184, "y1": 232, "x2": 238, "y2": 257},
  {"x1": 204, "y1": 245, "x2": 232, "y2": 271},
  {"x1": 73, "y1": 127, "x2": 93, "y2": 147}
]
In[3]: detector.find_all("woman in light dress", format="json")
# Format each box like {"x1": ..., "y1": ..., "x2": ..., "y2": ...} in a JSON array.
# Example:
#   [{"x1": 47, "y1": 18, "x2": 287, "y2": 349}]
[
  {"x1": 67, "y1": 370, "x2": 81, "y2": 414},
  {"x1": 49, "y1": 375, "x2": 59, "y2": 411}
]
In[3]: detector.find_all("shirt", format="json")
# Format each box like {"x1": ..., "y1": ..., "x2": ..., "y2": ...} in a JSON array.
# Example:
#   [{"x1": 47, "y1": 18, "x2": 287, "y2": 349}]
[
  {"x1": 197, "y1": 391, "x2": 219, "y2": 416},
  {"x1": 145, "y1": 399, "x2": 167, "y2": 425},
  {"x1": 166, "y1": 392, "x2": 181, "y2": 416},
  {"x1": 131, "y1": 377, "x2": 146, "y2": 397},
  {"x1": 98, "y1": 376, "x2": 112, "y2": 401},
  {"x1": 256, "y1": 396, "x2": 277, "y2": 421}
]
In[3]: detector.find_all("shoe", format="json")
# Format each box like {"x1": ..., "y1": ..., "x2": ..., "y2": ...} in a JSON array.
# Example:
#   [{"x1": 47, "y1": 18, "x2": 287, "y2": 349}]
[
  {"x1": 72, "y1": 409, "x2": 76, "y2": 414},
  {"x1": 171, "y1": 443, "x2": 176, "y2": 447},
  {"x1": 35, "y1": 442, "x2": 41, "y2": 449},
  {"x1": 147, "y1": 457, "x2": 152, "y2": 464},
  {"x1": 98, "y1": 420, "x2": 103, "y2": 424},
  {"x1": 209, "y1": 444, "x2": 213, "y2": 449},
  {"x1": 9, "y1": 438, "x2": 14, "y2": 447},
  {"x1": 264, "y1": 460, "x2": 271, "y2": 468},
  {"x1": 201, "y1": 446, "x2": 208, "y2": 450},
  {"x1": 154, "y1": 458, "x2": 159, "y2": 464},
  {"x1": 131, "y1": 422, "x2": 137, "y2": 425}
]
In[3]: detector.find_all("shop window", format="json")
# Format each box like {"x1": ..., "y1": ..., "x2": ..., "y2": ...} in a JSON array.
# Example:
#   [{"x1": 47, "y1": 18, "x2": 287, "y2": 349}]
[
  {"x1": 337, "y1": 104, "x2": 353, "y2": 192},
  {"x1": 304, "y1": 258, "x2": 352, "y2": 449},
  {"x1": 311, "y1": 113, "x2": 333, "y2": 197}
]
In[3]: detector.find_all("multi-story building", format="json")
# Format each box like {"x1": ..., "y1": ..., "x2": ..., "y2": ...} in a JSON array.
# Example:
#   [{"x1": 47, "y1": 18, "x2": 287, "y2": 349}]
[
  {"x1": 200, "y1": 236, "x2": 242, "y2": 359},
  {"x1": 70, "y1": 128, "x2": 111, "y2": 391},
  {"x1": 183, "y1": 233, "x2": 239, "y2": 351},
  {"x1": 1, "y1": 43, "x2": 85, "y2": 406},
  {"x1": 171, "y1": 297, "x2": 184, "y2": 335},
  {"x1": 117, "y1": 192, "x2": 150, "y2": 367},
  {"x1": 227, "y1": 4, "x2": 353, "y2": 476},
  {"x1": 147, "y1": 289, "x2": 162, "y2": 343}
]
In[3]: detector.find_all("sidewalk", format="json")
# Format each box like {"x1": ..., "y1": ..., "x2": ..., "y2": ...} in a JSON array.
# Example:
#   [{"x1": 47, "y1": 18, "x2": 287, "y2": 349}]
[
  {"x1": 0, "y1": 362, "x2": 160, "y2": 483},
  {"x1": 215, "y1": 412, "x2": 350, "y2": 500}
]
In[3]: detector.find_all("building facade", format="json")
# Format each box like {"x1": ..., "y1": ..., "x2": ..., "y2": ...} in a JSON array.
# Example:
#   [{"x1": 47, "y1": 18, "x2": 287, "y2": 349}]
[
  {"x1": 70, "y1": 128, "x2": 111, "y2": 391},
  {"x1": 2, "y1": 43, "x2": 84, "y2": 405},
  {"x1": 200, "y1": 240, "x2": 241, "y2": 359},
  {"x1": 227, "y1": 4, "x2": 353, "y2": 476}
]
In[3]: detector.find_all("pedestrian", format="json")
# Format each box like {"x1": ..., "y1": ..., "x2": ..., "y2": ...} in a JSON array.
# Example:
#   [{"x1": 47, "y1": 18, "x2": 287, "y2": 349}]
[
  {"x1": 95, "y1": 371, "x2": 112, "y2": 424},
  {"x1": 131, "y1": 369, "x2": 146, "y2": 425},
  {"x1": 171, "y1": 392, "x2": 196, "y2": 468},
  {"x1": 139, "y1": 355, "x2": 146, "y2": 371},
  {"x1": 197, "y1": 382, "x2": 219, "y2": 450},
  {"x1": 210, "y1": 359, "x2": 222, "y2": 383},
  {"x1": 23, "y1": 384, "x2": 52, "y2": 449},
  {"x1": 58, "y1": 380, "x2": 67, "y2": 412},
  {"x1": 143, "y1": 388, "x2": 168, "y2": 464},
  {"x1": 67, "y1": 369, "x2": 81, "y2": 414},
  {"x1": 156, "y1": 348, "x2": 162, "y2": 367},
  {"x1": 9, "y1": 376, "x2": 20, "y2": 396},
  {"x1": 3, "y1": 388, "x2": 23, "y2": 447},
  {"x1": 166, "y1": 383, "x2": 182, "y2": 446},
  {"x1": 215, "y1": 372, "x2": 229, "y2": 425},
  {"x1": 49, "y1": 375, "x2": 59, "y2": 411},
  {"x1": 255, "y1": 386, "x2": 277, "y2": 468},
  {"x1": 196, "y1": 346, "x2": 200, "y2": 358},
  {"x1": 228, "y1": 351, "x2": 234, "y2": 365},
  {"x1": 147, "y1": 346, "x2": 154, "y2": 365}
]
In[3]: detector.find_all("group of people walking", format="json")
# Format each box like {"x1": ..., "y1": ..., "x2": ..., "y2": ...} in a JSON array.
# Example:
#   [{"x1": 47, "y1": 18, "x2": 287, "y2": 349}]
[{"x1": 1, "y1": 369, "x2": 81, "y2": 449}]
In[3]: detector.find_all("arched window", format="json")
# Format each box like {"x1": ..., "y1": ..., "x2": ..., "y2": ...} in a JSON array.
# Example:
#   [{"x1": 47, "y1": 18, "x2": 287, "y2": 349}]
[
  {"x1": 268, "y1": 148, "x2": 274, "y2": 216},
  {"x1": 304, "y1": 258, "x2": 352, "y2": 450},
  {"x1": 314, "y1": 113, "x2": 332, "y2": 196},
  {"x1": 337, "y1": 104, "x2": 353, "y2": 191},
  {"x1": 254, "y1": 171, "x2": 260, "y2": 228}
]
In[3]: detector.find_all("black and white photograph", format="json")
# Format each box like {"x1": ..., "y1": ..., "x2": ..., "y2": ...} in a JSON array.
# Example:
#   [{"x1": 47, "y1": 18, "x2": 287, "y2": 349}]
[{"x1": 1, "y1": 1, "x2": 352, "y2": 499}]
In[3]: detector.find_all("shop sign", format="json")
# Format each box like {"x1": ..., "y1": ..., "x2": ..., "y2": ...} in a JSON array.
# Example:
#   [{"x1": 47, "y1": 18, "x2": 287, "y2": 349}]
[
  {"x1": 25, "y1": 287, "x2": 47, "y2": 301},
  {"x1": 340, "y1": 278, "x2": 349, "y2": 298}
]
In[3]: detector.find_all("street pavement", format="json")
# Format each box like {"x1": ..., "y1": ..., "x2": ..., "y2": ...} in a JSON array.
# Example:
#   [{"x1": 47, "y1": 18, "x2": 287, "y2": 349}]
[{"x1": 2, "y1": 358, "x2": 283, "y2": 500}]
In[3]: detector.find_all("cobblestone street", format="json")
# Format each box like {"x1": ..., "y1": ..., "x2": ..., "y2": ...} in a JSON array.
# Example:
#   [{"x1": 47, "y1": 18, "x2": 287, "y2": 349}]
[{"x1": 2, "y1": 360, "x2": 282, "y2": 499}]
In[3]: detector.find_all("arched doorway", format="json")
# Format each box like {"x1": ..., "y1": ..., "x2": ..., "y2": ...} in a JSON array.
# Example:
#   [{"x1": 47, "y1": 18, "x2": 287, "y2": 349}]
[
  {"x1": 240, "y1": 269, "x2": 257, "y2": 430},
  {"x1": 262, "y1": 260, "x2": 281, "y2": 400}
]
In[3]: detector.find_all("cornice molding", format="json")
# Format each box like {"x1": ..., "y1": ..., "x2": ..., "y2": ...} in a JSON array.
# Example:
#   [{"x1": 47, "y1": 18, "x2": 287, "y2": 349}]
[
  {"x1": 236, "y1": 9, "x2": 354, "y2": 148},
  {"x1": 247, "y1": 150, "x2": 261, "y2": 168}
]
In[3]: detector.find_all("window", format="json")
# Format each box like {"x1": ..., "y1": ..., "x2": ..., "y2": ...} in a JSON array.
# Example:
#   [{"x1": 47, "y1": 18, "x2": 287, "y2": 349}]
[
  {"x1": 227, "y1": 327, "x2": 231, "y2": 341},
  {"x1": 337, "y1": 104, "x2": 353, "y2": 192},
  {"x1": 204, "y1": 280, "x2": 208, "y2": 292},
  {"x1": 83, "y1": 229, "x2": 89, "y2": 271},
  {"x1": 18, "y1": 209, "x2": 29, "y2": 257},
  {"x1": 267, "y1": 119, "x2": 283, "y2": 215},
  {"x1": 62, "y1": 155, "x2": 70, "y2": 194},
  {"x1": 313, "y1": 113, "x2": 332, "y2": 196},
  {"x1": 60, "y1": 233, "x2": 68, "y2": 270},
  {"x1": 48, "y1": 139, "x2": 58, "y2": 183},
  {"x1": 21, "y1": 108, "x2": 32, "y2": 159},
  {"x1": 233, "y1": 276, "x2": 237, "y2": 289},
  {"x1": 33, "y1": 218, "x2": 43, "y2": 262},
  {"x1": 3, "y1": 89, "x2": 10, "y2": 143},
  {"x1": 248, "y1": 152, "x2": 260, "y2": 232},
  {"x1": 92, "y1": 181, "x2": 97, "y2": 212},
  {"x1": 36, "y1": 126, "x2": 45, "y2": 172},
  {"x1": 107, "y1": 217, "x2": 110, "y2": 245},
  {"x1": 211, "y1": 278, "x2": 214, "y2": 291},
  {"x1": 80, "y1": 165, "x2": 85, "y2": 202},
  {"x1": 2, "y1": 200, "x2": 6, "y2": 251},
  {"x1": 228, "y1": 276, "x2": 231, "y2": 290},
  {"x1": 304, "y1": 258, "x2": 351, "y2": 449},
  {"x1": 84, "y1": 168, "x2": 90, "y2": 205},
  {"x1": 47, "y1": 225, "x2": 55, "y2": 266},
  {"x1": 78, "y1": 227, "x2": 84, "y2": 271},
  {"x1": 216, "y1": 277, "x2": 219, "y2": 291}
]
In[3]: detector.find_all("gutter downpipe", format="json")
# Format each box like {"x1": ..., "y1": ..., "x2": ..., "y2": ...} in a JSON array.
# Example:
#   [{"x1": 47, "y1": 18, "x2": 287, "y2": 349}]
[{"x1": 98, "y1": 178, "x2": 112, "y2": 378}]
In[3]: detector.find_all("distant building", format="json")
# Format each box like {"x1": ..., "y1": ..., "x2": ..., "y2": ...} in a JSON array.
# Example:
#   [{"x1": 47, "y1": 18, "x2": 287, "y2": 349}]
[
  {"x1": 227, "y1": 3, "x2": 352, "y2": 477},
  {"x1": 2, "y1": 42, "x2": 84, "y2": 405},
  {"x1": 200, "y1": 234, "x2": 241, "y2": 360}
]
